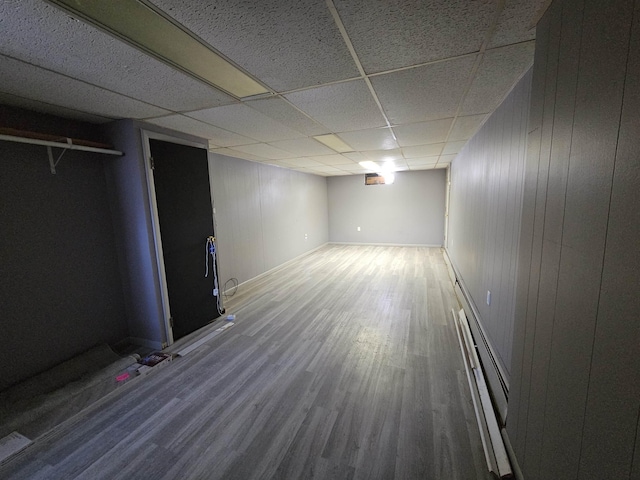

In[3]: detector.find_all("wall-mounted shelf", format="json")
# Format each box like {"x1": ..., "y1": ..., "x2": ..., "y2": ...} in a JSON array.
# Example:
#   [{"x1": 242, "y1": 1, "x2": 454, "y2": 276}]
[{"x1": 0, "y1": 127, "x2": 123, "y2": 174}]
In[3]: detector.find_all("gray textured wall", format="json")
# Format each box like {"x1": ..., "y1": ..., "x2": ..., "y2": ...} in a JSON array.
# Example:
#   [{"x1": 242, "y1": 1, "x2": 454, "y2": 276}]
[
  {"x1": 327, "y1": 169, "x2": 446, "y2": 245},
  {"x1": 209, "y1": 154, "x2": 329, "y2": 289},
  {"x1": 0, "y1": 141, "x2": 127, "y2": 390},
  {"x1": 448, "y1": 68, "x2": 532, "y2": 380},
  {"x1": 508, "y1": 0, "x2": 640, "y2": 478}
]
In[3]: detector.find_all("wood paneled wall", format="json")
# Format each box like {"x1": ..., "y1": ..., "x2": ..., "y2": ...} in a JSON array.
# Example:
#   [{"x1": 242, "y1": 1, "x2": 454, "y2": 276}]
[
  {"x1": 508, "y1": 0, "x2": 640, "y2": 478},
  {"x1": 209, "y1": 154, "x2": 329, "y2": 289},
  {"x1": 448, "y1": 68, "x2": 532, "y2": 381}
]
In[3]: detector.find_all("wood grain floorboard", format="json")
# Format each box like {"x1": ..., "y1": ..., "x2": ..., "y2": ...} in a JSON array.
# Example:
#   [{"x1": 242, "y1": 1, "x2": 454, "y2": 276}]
[{"x1": 0, "y1": 245, "x2": 492, "y2": 479}]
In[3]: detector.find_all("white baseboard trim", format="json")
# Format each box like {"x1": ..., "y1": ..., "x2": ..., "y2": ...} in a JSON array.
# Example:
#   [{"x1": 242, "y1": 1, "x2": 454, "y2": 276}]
[{"x1": 328, "y1": 242, "x2": 443, "y2": 247}]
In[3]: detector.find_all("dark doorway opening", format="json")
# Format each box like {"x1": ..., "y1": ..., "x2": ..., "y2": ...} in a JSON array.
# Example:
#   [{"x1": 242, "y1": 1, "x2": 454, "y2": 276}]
[{"x1": 149, "y1": 139, "x2": 221, "y2": 340}]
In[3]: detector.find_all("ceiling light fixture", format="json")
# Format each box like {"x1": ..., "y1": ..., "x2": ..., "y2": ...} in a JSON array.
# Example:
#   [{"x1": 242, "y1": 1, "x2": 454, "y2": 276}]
[
  {"x1": 313, "y1": 134, "x2": 353, "y2": 153},
  {"x1": 47, "y1": 0, "x2": 269, "y2": 99}
]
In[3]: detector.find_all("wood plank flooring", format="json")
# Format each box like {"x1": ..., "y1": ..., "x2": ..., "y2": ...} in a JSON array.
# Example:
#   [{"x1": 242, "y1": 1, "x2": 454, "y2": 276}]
[{"x1": 0, "y1": 245, "x2": 492, "y2": 479}]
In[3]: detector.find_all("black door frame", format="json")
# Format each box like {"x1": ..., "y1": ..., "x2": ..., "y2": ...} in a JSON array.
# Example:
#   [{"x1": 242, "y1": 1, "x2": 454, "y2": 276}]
[{"x1": 141, "y1": 129, "x2": 217, "y2": 346}]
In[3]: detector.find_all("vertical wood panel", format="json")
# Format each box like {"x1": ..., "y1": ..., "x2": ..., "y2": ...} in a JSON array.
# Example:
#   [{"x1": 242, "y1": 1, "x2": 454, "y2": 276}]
[
  {"x1": 578, "y1": 1, "x2": 640, "y2": 477},
  {"x1": 448, "y1": 68, "x2": 532, "y2": 388},
  {"x1": 508, "y1": 10, "x2": 551, "y2": 457},
  {"x1": 208, "y1": 154, "x2": 265, "y2": 286},
  {"x1": 539, "y1": 0, "x2": 632, "y2": 477},
  {"x1": 521, "y1": 2, "x2": 562, "y2": 473}
]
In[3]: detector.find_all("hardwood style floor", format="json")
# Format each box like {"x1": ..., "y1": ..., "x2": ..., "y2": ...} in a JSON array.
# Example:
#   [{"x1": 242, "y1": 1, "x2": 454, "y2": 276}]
[{"x1": 1, "y1": 245, "x2": 491, "y2": 479}]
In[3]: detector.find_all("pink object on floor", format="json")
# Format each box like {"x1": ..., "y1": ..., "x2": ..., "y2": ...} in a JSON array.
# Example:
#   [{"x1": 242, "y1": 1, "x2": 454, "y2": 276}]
[{"x1": 115, "y1": 372, "x2": 130, "y2": 382}]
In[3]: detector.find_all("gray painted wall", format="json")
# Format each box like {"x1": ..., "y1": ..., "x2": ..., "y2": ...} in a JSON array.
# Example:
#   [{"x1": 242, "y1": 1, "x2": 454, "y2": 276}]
[
  {"x1": 209, "y1": 154, "x2": 329, "y2": 288},
  {"x1": 0, "y1": 136, "x2": 127, "y2": 390},
  {"x1": 448, "y1": 68, "x2": 532, "y2": 381},
  {"x1": 327, "y1": 170, "x2": 446, "y2": 245},
  {"x1": 508, "y1": 0, "x2": 640, "y2": 478}
]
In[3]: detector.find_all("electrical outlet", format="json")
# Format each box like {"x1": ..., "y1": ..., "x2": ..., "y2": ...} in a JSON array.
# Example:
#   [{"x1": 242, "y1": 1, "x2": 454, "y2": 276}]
[
  {"x1": 304, "y1": 233, "x2": 308, "y2": 240},
  {"x1": 486, "y1": 290, "x2": 491, "y2": 306},
  {"x1": 357, "y1": 226, "x2": 361, "y2": 232}
]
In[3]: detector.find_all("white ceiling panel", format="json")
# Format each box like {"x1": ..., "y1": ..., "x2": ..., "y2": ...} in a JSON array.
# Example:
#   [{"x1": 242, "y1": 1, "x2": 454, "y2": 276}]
[
  {"x1": 361, "y1": 149, "x2": 404, "y2": 162},
  {"x1": 310, "y1": 165, "x2": 346, "y2": 174},
  {"x1": 489, "y1": 0, "x2": 549, "y2": 49},
  {"x1": 267, "y1": 138, "x2": 335, "y2": 157},
  {"x1": 338, "y1": 164, "x2": 369, "y2": 173},
  {"x1": 337, "y1": 128, "x2": 398, "y2": 151},
  {"x1": 407, "y1": 157, "x2": 440, "y2": 166},
  {"x1": 410, "y1": 164, "x2": 437, "y2": 170},
  {"x1": 333, "y1": 0, "x2": 496, "y2": 74},
  {"x1": 0, "y1": 92, "x2": 112, "y2": 124},
  {"x1": 443, "y1": 141, "x2": 468, "y2": 154},
  {"x1": 245, "y1": 97, "x2": 330, "y2": 136},
  {"x1": 187, "y1": 104, "x2": 303, "y2": 142},
  {"x1": 0, "y1": 0, "x2": 236, "y2": 112},
  {"x1": 146, "y1": 115, "x2": 255, "y2": 147},
  {"x1": 393, "y1": 118, "x2": 453, "y2": 147},
  {"x1": 149, "y1": 0, "x2": 359, "y2": 92},
  {"x1": 449, "y1": 114, "x2": 487, "y2": 141},
  {"x1": 461, "y1": 42, "x2": 535, "y2": 115},
  {"x1": 439, "y1": 154, "x2": 458, "y2": 164},
  {"x1": 285, "y1": 80, "x2": 387, "y2": 132},
  {"x1": 372, "y1": 55, "x2": 477, "y2": 125},
  {"x1": 280, "y1": 158, "x2": 326, "y2": 168},
  {"x1": 402, "y1": 143, "x2": 445, "y2": 158},
  {"x1": 308, "y1": 155, "x2": 354, "y2": 166},
  {"x1": 0, "y1": 55, "x2": 169, "y2": 119},
  {"x1": 210, "y1": 148, "x2": 267, "y2": 163},
  {"x1": 232, "y1": 143, "x2": 296, "y2": 160}
]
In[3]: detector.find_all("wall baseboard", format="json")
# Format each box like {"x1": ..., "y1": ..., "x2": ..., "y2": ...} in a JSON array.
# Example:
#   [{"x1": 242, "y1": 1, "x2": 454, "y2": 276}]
[{"x1": 329, "y1": 242, "x2": 443, "y2": 247}]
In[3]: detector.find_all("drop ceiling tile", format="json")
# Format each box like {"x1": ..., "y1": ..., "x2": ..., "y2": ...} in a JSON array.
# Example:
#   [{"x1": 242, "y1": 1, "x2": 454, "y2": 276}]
[
  {"x1": 439, "y1": 154, "x2": 457, "y2": 164},
  {"x1": 337, "y1": 128, "x2": 398, "y2": 151},
  {"x1": 333, "y1": 0, "x2": 495, "y2": 73},
  {"x1": 210, "y1": 148, "x2": 265, "y2": 162},
  {"x1": 267, "y1": 138, "x2": 335, "y2": 156},
  {"x1": 232, "y1": 143, "x2": 295, "y2": 160},
  {"x1": 285, "y1": 80, "x2": 386, "y2": 132},
  {"x1": 402, "y1": 143, "x2": 445, "y2": 158},
  {"x1": 449, "y1": 114, "x2": 487, "y2": 141},
  {"x1": 393, "y1": 118, "x2": 453, "y2": 147},
  {"x1": 461, "y1": 42, "x2": 535, "y2": 115},
  {"x1": 297, "y1": 169, "x2": 330, "y2": 177},
  {"x1": 0, "y1": 92, "x2": 112, "y2": 124},
  {"x1": 306, "y1": 165, "x2": 345, "y2": 174},
  {"x1": 338, "y1": 164, "x2": 369, "y2": 173},
  {"x1": 489, "y1": 0, "x2": 548, "y2": 48},
  {"x1": 372, "y1": 55, "x2": 476, "y2": 125},
  {"x1": 0, "y1": 55, "x2": 169, "y2": 119},
  {"x1": 407, "y1": 157, "x2": 440, "y2": 166},
  {"x1": 361, "y1": 149, "x2": 404, "y2": 162},
  {"x1": 443, "y1": 141, "x2": 468, "y2": 155},
  {"x1": 342, "y1": 151, "x2": 368, "y2": 162},
  {"x1": 0, "y1": 0, "x2": 236, "y2": 112},
  {"x1": 149, "y1": 0, "x2": 359, "y2": 91},
  {"x1": 187, "y1": 104, "x2": 303, "y2": 142},
  {"x1": 245, "y1": 97, "x2": 330, "y2": 136},
  {"x1": 279, "y1": 158, "x2": 324, "y2": 168},
  {"x1": 146, "y1": 115, "x2": 255, "y2": 147},
  {"x1": 308, "y1": 155, "x2": 355, "y2": 166},
  {"x1": 410, "y1": 164, "x2": 437, "y2": 170}
]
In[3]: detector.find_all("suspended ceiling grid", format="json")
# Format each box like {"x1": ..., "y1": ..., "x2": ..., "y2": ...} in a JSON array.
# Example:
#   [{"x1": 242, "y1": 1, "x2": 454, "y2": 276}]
[{"x1": 0, "y1": 0, "x2": 548, "y2": 176}]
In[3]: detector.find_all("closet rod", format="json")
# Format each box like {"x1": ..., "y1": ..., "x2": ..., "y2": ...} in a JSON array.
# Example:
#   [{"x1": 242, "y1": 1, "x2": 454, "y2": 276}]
[{"x1": 0, "y1": 134, "x2": 123, "y2": 156}]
